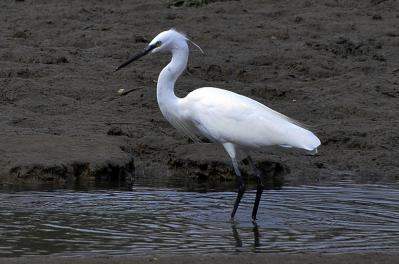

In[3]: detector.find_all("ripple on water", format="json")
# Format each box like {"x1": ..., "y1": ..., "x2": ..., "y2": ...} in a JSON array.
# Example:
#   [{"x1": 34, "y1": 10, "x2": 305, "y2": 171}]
[{"x1": 0, "y1": 182, "x2": 399, "y2": 257}]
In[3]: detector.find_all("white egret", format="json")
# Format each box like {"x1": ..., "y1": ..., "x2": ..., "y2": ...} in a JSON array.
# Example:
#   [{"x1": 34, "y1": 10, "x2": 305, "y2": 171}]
[{"x1": 115, "y1": 29, "x2": 321, "y2": 221}]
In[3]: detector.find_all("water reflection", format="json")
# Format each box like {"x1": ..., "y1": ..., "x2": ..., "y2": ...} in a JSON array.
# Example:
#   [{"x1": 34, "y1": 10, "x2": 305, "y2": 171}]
[
  {"x1": 231, "y1": 222, "x2": 260, "y2": 249},
  {"x1": 0, "y1": 182, "x2": 399, "y2": 257},
  {"x1": 253, "y1": 223, "x2": 260, "y2": 248},
  {"x1": 231, "y1": 223, "x2": 243, "y2": 247}
]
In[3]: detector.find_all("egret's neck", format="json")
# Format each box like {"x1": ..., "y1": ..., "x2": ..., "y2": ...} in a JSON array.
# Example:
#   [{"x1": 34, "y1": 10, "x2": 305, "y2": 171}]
[{"x1": 157, "y1": 44, "x2": 188, "y2": 114}]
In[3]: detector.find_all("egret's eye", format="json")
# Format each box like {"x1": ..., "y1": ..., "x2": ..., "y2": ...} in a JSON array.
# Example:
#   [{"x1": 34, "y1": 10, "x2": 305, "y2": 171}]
[{"x1": 155, "y1": 41, "x2": 162, "y2": 47}]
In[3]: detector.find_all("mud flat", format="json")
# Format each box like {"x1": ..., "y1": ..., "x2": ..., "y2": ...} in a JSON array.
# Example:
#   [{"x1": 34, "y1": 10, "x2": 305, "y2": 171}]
[
  {"x1": 0, "y1": 0, "x2": 398, "y2": 186},
  {"x1": 1, "y1": 254, "x2": 399, "y2": 264}
]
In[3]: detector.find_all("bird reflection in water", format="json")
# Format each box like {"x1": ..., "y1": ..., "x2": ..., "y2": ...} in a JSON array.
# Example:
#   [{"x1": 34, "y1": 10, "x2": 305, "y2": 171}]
[{"x1": 231, "y1": 222, "x2": 261, "y2": 250}]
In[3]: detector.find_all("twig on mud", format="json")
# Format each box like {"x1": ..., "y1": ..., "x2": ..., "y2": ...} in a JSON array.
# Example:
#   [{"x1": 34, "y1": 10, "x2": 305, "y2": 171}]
[
  {"x1": 118, "y1": 88, "x2": 139, "y2": 96},
  {"x1": 105, "y1": 122, "x2": 137, "y2": 125}
]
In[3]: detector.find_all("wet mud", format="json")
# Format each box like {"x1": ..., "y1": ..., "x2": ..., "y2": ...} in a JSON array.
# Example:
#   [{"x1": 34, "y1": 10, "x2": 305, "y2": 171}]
[{"x1": 0, "y1": 0, "x2": 398, "y2": 187}]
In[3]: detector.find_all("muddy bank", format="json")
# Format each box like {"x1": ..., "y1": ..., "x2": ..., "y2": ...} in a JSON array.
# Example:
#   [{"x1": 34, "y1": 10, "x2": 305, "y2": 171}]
[
  {"x1": 0, "y1": 0, "x2": 398, "y2": 186},
  {"x1": 0, "y1": 134, "x2": 134, "y2": 186},
  {"x1": 1, "y1": 254, "x2": 398, "y2": 264}
]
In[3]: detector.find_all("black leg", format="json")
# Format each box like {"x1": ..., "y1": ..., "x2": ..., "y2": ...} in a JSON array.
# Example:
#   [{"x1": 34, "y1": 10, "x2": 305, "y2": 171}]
[
  {"x1": 248, "y1": 156, "x2": 264, "y2": 221},
  {"x1": 223, "y1": 143, "x2": 246, "y2": 220},
  {"x1": 231, "y1": 158, "x2": 245, "y2": 219},
  {"x1": 231, "y1": 172, "x2": 245, "y2": 219},
  {"x1": 252, "y1": 184, "x2": 263, "y2": 221}
]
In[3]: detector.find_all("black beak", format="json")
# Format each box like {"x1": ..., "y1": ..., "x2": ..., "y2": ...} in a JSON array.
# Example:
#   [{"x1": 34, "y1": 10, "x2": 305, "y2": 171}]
[{"x1": 114, "y1": 44, "x2": 157, "y2": 72}]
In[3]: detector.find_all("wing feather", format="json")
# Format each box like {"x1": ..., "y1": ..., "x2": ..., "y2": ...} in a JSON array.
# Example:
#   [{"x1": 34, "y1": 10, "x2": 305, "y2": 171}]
[
  {"x1": 162, "y1": 108, "x2": 202, "y2": 143},
  {"x1": 182, "y1": 87, "x2": 320, "y2": 150}
]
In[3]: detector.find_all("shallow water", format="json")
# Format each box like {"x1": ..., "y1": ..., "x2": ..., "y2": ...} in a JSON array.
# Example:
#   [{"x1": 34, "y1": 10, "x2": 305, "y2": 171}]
[{"x1": 1, "y1": 180, "x2": 399, "y2": 257}]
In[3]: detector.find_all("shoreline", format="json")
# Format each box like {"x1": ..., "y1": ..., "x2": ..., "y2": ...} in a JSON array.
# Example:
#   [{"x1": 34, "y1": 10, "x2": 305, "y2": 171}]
[{"x1": 1, "y1": 253, "x2": 399, "y2": 264}]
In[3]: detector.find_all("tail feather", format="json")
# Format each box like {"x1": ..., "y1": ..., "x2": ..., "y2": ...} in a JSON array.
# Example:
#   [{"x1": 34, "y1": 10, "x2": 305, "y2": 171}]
[
  {"x1": 283, "y1": 124, "x2": 321, "y2": 152},
  {"x1": 301, "y1": 131, "x2": 321, "y2": 151}
]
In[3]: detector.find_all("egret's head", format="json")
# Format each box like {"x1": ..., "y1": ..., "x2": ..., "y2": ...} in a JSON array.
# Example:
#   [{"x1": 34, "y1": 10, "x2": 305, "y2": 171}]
[
  {"x1": 148, "y1": 29, "x2": 188, "y2": 53},
  {"x1": 114, "y1": 29, "x2": 188, "y2": 72},
  {"x1": 114, "y1": 29, "x2": 202, "y2": 72}
]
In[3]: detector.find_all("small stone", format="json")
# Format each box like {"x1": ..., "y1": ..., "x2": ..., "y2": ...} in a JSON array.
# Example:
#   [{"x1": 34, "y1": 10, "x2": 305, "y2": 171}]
[
  {"x1": 13, "y1": 31, "x2": 27, "y2": 39},
  {"x1": 56, "y1": 56, "x2": 69, "y2": 64},
  {"x1": 135, "y1": 36, "x2": 148, "y2": 43},
  {"x1": 107, "y1": 127, "x2": 123, "y2": 136},
  {"x1": 294, "y1": 16, "x2": 303, "y2": 23},
  {"x1": 117, "y1": 89, "x2": 125, "y2": 96}
]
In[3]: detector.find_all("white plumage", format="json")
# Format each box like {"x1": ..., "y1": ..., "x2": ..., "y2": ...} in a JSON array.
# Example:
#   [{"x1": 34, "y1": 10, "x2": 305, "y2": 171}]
[
  {"x1": 115, "y1": 29, "x2": 321, "y2": 221},
  {"x1": 180, "y1": 87, "x2": 320, "y2": 150}
]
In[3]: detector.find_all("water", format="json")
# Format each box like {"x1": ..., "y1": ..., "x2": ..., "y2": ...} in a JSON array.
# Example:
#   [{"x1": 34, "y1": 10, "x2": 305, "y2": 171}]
[{"x1": 0, "y1": 181, "x2": 399, "y2": 257}]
